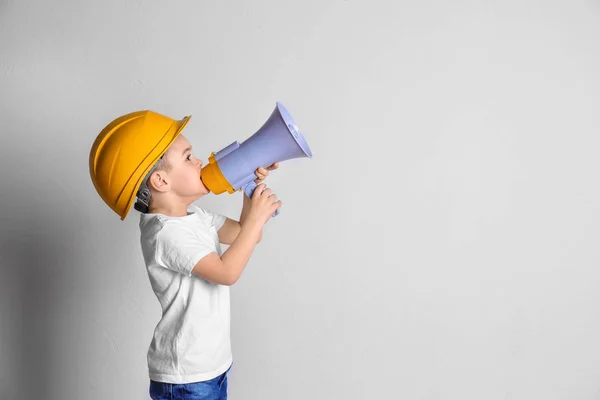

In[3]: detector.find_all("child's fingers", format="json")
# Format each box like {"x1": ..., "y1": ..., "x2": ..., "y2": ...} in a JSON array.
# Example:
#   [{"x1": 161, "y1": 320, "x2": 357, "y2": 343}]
[{"x1": 254, "y1": 169, "x2": 266, "y2": 183}]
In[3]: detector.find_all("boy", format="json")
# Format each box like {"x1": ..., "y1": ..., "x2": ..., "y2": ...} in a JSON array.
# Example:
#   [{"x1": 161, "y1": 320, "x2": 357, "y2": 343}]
[{"x1": 89, "y1": 110, "x2": 281, "y2": 399}]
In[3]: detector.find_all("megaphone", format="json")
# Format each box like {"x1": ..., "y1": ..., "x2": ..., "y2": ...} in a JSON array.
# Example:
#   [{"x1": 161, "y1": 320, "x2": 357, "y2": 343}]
[{"x1": 200, "y1": 101, "x2": 313, "y2": 217}]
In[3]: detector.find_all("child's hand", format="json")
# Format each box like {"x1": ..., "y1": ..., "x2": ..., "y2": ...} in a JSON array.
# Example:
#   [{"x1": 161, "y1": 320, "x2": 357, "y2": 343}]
[
  {"x1": 253, "y1": 162, "x2": 279, "y2": 184},
  {"x1": 246, "y1": 183, "x2": 282, "y2": 226}
]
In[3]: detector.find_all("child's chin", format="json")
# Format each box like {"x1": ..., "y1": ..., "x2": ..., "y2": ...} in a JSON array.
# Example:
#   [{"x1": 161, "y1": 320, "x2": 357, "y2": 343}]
[
  {"x1": 196, "y1": 186, "x2": 210, "y2": 197},
  {"x1": 198, "y1": 181, "x2": 210, "y2": 195}
]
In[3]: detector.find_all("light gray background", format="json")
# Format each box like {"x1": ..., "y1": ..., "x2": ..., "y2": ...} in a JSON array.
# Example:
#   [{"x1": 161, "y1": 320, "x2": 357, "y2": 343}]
[{"x1": 1, "y1": 0, "x2": 599, "y2": 399}]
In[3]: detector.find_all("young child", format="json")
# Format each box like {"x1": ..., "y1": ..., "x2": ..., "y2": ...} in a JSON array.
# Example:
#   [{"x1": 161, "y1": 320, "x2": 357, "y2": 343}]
[{"x1": 89, "y1": 110, "x2": 281, "y2": 399}]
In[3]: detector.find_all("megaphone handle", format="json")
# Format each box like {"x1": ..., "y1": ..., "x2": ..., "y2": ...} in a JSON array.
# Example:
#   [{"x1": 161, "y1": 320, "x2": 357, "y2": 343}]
[{"x1": 242, "y1": 181, "x2": 281, "y2": 218}]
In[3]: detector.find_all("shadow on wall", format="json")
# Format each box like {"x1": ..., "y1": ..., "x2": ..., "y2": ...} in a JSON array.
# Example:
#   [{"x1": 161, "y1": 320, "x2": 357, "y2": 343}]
[{"x1": 0, "y1": 139, "x2": 92, "y2": 400}]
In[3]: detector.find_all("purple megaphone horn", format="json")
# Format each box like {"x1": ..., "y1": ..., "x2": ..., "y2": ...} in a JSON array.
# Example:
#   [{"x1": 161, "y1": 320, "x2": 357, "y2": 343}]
[{"x1": 200, "y1": 102, "x2": 313, "y2": 217}]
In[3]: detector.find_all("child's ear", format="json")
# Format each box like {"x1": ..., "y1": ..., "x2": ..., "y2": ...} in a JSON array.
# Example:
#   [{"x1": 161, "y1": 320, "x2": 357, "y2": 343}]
[{"x1": 149, "y1": 171, "x2": 169, "y2": 192}]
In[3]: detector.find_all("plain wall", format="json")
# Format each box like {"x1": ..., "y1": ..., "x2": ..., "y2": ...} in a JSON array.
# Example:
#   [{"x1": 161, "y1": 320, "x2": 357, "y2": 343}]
[{"x1": 1, "y1": 0, "x2": 600, "y2": 399}]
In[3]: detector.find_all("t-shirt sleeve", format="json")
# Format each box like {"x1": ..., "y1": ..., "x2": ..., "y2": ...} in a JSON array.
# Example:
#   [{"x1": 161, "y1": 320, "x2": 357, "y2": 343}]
[
  {"x1": 155, "y1": 222, "x2": 215, "y2": 277},
  {"x1": 207, "y1": 210, "x2": 227, "y2": 231},
  {"x1": 195, "y1": 205, "x2": 228, "y2": 231}
]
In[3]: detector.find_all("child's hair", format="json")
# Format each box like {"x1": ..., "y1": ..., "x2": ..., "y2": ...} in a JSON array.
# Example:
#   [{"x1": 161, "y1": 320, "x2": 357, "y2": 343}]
[{"x1": 134, "y1": 154, "x2": 171, "y2": 214}]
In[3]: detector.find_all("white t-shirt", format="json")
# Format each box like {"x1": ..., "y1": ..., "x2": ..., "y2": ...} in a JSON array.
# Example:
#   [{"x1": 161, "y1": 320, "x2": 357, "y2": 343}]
[{"x1": 139, "y1": 202, "x2": 232, "y2": 384}]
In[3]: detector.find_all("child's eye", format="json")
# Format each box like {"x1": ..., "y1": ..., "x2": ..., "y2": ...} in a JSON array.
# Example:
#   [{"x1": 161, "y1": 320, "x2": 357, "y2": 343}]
[{"x1": 186, "y1": 154, "x2": 191, "y2": 161}]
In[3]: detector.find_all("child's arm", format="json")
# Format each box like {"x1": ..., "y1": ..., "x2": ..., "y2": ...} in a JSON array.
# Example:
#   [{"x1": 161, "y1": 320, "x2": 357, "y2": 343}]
[
  {"x1": 241, "y1": 192, "x2": 262, "y2": 241},
  {"x1": 192, "y1": 219, "x2": 262, "y2": 285},
  {"x1": 217, "y1": 193, "x2": 262, "y2": 245},
  {"x1": 193, "y1": 179, "x2": 278, "y2": 286}
]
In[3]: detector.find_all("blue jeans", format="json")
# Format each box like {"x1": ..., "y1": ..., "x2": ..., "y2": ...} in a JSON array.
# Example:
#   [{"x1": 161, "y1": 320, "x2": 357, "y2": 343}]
[{"x1": 149, "y1": 363, "x2": 232, "y2": 400}]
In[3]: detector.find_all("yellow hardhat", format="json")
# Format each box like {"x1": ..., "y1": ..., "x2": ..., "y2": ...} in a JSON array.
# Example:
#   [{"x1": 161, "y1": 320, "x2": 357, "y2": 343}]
[{"x1": 89, "y1": 110, "x2": 192, "y2": 220}]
